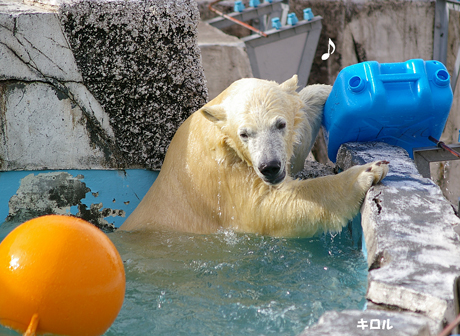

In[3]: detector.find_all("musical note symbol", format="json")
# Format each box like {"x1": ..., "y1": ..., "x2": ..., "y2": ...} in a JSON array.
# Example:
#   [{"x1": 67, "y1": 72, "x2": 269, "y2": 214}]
[{"x1": 321, "y1": 38, "x2": 336, "y2": 61}]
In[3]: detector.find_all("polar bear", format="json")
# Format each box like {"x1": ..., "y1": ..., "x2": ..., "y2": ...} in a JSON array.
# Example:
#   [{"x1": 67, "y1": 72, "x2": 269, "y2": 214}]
[{"x1": 120, "y1": 75, "x2": 388, "y2": 237}]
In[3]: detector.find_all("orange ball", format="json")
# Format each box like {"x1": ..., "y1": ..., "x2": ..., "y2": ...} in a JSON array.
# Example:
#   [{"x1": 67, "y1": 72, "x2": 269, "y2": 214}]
[{"x1": 0, "y1": 215, "x2": 125, "y2": 336}]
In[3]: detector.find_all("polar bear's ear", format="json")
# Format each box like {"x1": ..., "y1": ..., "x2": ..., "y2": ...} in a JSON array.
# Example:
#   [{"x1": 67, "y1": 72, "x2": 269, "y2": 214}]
[
  {"x1": 279, "y1": 75, "x2": 298, "y2": 94},
  {"x1": 201, "y1": 105, "x2": 227, "y2": 124}
]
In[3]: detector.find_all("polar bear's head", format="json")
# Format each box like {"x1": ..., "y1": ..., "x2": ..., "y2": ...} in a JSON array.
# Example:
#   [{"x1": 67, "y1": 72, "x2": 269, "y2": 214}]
[{"x1": 201, "y1": 76, "x2": 304, "y2": 186}]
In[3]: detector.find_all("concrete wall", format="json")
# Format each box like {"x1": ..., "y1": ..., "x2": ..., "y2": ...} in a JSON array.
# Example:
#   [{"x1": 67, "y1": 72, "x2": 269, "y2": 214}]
[
  {"x1": 197, "y1": 21, "x2": 253, "y2": 100},
  {"x1": 0, "y1": 0, "x2": 207, "y2": 171},
  {"x1": 288, "y1": 0, "x2": 435, "y2": 84},
  {"x1": 0, "y1": 0, "x2": 207, "y2": 227},
  {"x1": 0, "y1": 170, "x2": 158, "y2": 232},
  {"x1": 431, "y1": 9, "x2": 460, "y2": 208}
]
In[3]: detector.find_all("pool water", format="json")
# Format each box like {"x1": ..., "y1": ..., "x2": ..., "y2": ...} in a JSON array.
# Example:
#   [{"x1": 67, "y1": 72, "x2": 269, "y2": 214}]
[{"x1": 0, "y1": 225, "x2": 368, "y2": 336}]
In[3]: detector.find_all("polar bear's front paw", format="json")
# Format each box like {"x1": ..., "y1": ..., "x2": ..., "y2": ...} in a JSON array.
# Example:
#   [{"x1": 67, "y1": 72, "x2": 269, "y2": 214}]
[{"x1": 359, "y1": 161, "x2": 389, "y2": 189}]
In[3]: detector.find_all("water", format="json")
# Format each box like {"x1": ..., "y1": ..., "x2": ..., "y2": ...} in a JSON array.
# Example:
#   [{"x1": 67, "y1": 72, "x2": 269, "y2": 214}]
[{"x1": 0, "y1": 224, "x2": 368, "y2": 336}]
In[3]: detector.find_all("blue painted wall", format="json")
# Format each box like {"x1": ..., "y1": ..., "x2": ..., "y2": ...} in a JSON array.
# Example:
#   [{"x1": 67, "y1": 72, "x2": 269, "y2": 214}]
[{"x1": 0, "y1": 169, "x2": 158, "y2": 229}]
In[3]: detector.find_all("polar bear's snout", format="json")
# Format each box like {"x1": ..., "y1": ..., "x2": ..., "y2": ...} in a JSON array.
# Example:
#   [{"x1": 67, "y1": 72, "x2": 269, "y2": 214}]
[
  {"x1": 251, "y1": 130, "x2": 288, "y2": 185},
  {"x1": 258, "y1": 160, "x2": 286, "y2": 185}
]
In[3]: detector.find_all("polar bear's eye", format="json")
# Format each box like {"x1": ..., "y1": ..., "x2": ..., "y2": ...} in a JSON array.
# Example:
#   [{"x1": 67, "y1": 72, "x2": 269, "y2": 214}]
[
  {"x1": 239, "y1": 131, "x2": 249, "y2": 140},
  {"x1": 239, "y1": 127, "x2": 253, "y2": 140},
  {"x1": 276, "y1": 120, "x2": 286, "y2": 130}
]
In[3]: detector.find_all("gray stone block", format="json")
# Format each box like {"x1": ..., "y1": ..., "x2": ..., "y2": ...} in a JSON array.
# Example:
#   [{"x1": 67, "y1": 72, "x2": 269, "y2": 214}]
[
  {"x1": 197, "y1": 21, "x2": 253, "y2": 100},
  {"x1": 59, "y1": 0, "x2": 207, "y2": 169},
  {"x1": 0, "y1": 81, "x2": 119, "y2": 170},
  {"x1": 0, "y1": 0, "x2": 207, "y2": 170},
  {"x1": 337, "y1": 142, "x2": 460, "y2": 330},
  {"x1": 300, "y1": 310, "x2": 433, "y2": 336}
]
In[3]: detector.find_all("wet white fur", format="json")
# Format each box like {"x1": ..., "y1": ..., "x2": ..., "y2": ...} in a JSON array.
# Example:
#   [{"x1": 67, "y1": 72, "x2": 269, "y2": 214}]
[{"x1": 120, "y1": 76, "x2": 388, "y2": 237}]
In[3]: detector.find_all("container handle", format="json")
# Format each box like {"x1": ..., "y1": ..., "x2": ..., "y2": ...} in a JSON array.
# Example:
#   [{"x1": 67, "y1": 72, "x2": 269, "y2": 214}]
[{"x1": 378, "y1": 74, "x2": 420, "y2": 83}]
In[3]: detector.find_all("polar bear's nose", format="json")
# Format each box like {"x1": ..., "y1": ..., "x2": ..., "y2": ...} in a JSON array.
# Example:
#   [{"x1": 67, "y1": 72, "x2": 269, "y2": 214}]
[{"x1": 259, "y1": 160, "x2": 282, "y2": 180}]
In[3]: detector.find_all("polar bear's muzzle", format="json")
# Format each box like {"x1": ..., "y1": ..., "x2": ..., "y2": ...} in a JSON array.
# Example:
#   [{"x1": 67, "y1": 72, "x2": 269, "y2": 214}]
[{"x1": 258, "y1": 160, "x2": 286, "y2": 185}]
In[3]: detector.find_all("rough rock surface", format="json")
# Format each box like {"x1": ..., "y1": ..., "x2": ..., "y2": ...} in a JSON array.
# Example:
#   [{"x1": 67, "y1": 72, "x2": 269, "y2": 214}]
[
  {"x1": 338, "y1": 142, "x2": 460, "y2": 333},
  {"x1": 293, "y1": 159, "x2": 336, "y2": 180},
  {"x1": 197, "y1": 21, "x2": 253, "y2": 100},
  {"x1": 0, "y1": 0, "x2": 207, "y2": 170},
  {"x1": 287, "y1": 0, "x2": 434, "y2": 85},
  {"x1": 299, "y1": 141, "x2": 460, "y2": 336},
  {"x1": 301, "y1": 310, "x2": 433, "y2": 336},
  {"x1": 59, "y1": 0, "x2": 208, "y2": 169}
]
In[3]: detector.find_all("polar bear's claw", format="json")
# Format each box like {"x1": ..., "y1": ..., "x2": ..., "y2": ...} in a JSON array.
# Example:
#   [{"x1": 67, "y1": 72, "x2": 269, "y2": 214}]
[
  {"x1": 366, "y1": 160, "x2": 390, "y2": 172},
  {"x1": 368, "y1": 160, "x2": 389, "y2": 185}
]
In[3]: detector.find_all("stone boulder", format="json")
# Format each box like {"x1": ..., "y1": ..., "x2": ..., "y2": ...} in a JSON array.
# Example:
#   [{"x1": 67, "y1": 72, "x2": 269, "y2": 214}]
[{"x1": 0, "y1": 0, "x2": 208, "y2": 170}]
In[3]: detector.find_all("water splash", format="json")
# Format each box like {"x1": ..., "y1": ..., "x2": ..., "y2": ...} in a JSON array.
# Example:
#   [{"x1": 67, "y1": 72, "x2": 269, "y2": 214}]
[{"x1": 100, "y1": 229, "x2": 368, "y2": 336}]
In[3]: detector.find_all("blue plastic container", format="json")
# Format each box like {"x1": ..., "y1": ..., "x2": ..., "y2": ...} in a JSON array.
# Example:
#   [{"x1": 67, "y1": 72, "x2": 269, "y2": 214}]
[
  {"x1": 234, "y1": 1, "x2": 245, "y2": 12},
  {"x1": 303, "y1": 8, "x2": 314, "y2": 21},
  {"x1": 287, "y1": 13, "x2": 298, "y2": 26},
  {"x1": 249, "y1": 0, "x2": 260, "y2": 8},
  {"x1": 271, "y1": 17, "x2": 281, "y2": 30},
  {"x1": 323, "y1": 59, "x2": 453, "y2": 161}
]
